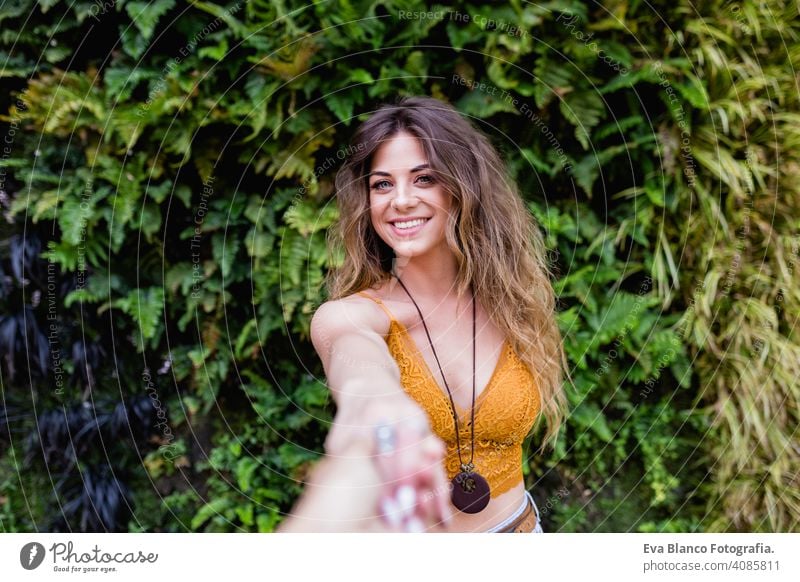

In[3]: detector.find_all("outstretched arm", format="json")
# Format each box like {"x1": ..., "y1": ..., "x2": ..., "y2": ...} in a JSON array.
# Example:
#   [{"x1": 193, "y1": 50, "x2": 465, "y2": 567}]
[{"x1": 278, "y1": 298, "x2": 451, "y2": 532}]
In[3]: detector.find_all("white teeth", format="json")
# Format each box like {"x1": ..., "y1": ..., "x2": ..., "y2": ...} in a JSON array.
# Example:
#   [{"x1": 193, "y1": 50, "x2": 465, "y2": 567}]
[{"x1": 394, "y1": 218, "x2": 427, "y2": 229}]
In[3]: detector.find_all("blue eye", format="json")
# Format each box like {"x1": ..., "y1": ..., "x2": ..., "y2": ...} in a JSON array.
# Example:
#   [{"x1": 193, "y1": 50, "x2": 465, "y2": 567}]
[
  {"x1": 370, "y1": 180, "x2": 391, "y2": 190},
  {"x1": 370, "y1": 175, "x2": 433, "y2": 190}
]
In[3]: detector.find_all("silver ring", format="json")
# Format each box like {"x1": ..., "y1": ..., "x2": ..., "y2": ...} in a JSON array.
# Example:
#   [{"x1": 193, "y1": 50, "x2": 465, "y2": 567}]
[{"x1": 374, "y1": 423, "x2": 397, "y2": 456}]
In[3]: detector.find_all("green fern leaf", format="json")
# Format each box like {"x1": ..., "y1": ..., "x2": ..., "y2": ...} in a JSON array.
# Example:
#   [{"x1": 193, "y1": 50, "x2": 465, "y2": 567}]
[{"x1": 125, "y1": 0, "x2": 176, "y2": 41}]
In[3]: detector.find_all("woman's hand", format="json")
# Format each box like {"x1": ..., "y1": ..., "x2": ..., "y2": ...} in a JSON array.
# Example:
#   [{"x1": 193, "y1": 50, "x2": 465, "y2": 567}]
[
  {"x1": 280, "y1": 396, "x2": 450, "y2": 533},
  {"x1": 325, "y1": 395, "x2": 453, "y2": 532},
  {"x1": 364, "y1": 398, "x2": 452, "y2": 532}
]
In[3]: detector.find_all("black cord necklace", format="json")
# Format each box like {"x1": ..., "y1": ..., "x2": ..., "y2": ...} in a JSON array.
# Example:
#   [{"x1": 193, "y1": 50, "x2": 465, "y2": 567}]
[{"x1": 392, "y1": 273, "x2": 491, "y2": 514}]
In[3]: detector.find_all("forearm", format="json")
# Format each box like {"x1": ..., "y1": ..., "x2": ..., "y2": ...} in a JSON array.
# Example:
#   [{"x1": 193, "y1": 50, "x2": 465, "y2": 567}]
[{"x1": 325, "y1": 377, "x2": 427, "y2": 456}]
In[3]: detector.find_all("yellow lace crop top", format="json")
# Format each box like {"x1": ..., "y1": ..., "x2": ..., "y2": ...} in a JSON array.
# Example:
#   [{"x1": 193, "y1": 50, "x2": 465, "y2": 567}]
[{"x1": 357, "y1": 291, "x2": 542, "y2": 497}]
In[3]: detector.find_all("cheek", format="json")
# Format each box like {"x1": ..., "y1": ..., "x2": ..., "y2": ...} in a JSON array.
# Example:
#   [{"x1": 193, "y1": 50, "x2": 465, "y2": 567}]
[
  {"x1": 369, "y1": 198, "x2": 383, "y2": 223},
  {"x1": 430, "y1": 183, "x2": 446, "y2": 203},
  {"x1": 369, "y1": 199, "x2": 390, "y2": 238},
  {"x1": 434, "y1": 189, "x2": 454, "y2": 216}
]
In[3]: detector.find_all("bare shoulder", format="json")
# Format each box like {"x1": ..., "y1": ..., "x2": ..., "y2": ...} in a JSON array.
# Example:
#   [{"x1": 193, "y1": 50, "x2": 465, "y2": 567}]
[
  {"x1": 310, "y1": 291, "x2": 400, "y2": 402},
  {"x1": 310, "y1": 292, "x2": 391, "y2": 356}
]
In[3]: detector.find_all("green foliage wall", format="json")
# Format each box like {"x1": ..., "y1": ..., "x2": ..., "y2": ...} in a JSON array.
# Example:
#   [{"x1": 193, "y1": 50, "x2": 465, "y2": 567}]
[{"x1": 1, "y1": 0, "x2": 797, "y2": 532}]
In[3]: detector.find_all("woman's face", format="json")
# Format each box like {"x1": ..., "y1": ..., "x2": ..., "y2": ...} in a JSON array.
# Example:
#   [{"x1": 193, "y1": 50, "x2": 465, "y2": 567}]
[{"x1": 367, "y1": 131, "x2": 453, "y2": 260}]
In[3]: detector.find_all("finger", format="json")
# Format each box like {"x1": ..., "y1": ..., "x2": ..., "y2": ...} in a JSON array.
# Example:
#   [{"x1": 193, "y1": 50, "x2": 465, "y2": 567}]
[
  {"x1": 420, "y1": 432, "x2": 446, "y2": 459},
  {"x1": 416, "y1": 480, "x2": 441, "y2": 528},
  {"x1": 416, "y1": 434, "x2": 450, "y2": 527},
  {"x1": 430, "y1": 462, "x2": 453, "y2": 528},
  {"x1": 389, "y1": 456, "x2": 432, "y2": 530},
  {"x1": 437, "y1": 479, "x2": 453, "y2": 527},
  {"x1": 378, "y1": 491, "x2": 405, "y2": 531},
  {"x1": 371, "y1": 423, "x2": 404, "y2": 489},
  {"x1": 394, "y1": 483, "x2": 422, "y2": 531},
  {"x1": 388, "y1": 425, "x2": 428, "y2": 486},
  {"x1": 405, "y1": 433, "x2": 447, "y2": 527}
]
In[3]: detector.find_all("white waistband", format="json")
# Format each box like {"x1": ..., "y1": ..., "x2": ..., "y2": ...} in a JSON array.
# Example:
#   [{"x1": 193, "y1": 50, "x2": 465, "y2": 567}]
[{"x1": 484, "y1": 491, "x2": 534, "y2": 533}]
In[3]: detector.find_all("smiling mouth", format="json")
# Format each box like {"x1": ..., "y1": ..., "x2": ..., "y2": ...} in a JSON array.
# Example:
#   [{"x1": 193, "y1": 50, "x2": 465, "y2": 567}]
[
  {"x1": 389, "y1": 217, "x2": 430, "y2": 236},
  {"x1": 391, "y1": 217, "x2": 430, "y2": 229}
]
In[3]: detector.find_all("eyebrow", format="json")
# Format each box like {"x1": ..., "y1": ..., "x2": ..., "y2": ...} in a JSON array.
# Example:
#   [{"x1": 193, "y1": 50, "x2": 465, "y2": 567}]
[{"x1": 367, "y1": 163, "x2": 430, "y2": 179}]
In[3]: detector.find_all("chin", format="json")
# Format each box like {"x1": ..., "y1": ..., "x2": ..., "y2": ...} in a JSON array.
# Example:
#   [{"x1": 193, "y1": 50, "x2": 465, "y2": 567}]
[
  {"x1": 374, "y1": 221, "x2": 447, "y2": 259},
  {"x1": 390, "y1": 238, "x2": 444, "y2": 258}
]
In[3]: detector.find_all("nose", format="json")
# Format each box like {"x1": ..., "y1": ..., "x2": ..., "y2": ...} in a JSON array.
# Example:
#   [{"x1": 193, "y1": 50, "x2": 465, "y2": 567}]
[{"x1": 391, "y1": 181, "x2": 419, "y2": 210}]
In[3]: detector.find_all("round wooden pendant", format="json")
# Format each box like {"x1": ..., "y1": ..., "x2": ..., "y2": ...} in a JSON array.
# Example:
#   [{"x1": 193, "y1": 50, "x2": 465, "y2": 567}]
[{"x1": 450, "y1": 471, "x2": 491, "y2": 514}]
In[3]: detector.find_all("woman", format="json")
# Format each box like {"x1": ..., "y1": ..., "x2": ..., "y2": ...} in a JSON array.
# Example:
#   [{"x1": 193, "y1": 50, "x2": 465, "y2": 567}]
[{"x1": 280, "y1": 96, "x2": 568, "y2": 533}]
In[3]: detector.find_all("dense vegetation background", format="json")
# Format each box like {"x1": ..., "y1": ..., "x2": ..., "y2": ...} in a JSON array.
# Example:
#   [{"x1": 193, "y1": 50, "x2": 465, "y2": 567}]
[{"x1": 1, "y1": 0, "x2": 797, "y2": 532}]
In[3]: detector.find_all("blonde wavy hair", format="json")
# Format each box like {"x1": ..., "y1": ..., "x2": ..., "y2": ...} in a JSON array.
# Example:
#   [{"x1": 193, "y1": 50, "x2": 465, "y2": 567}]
[{"x1": 324, "y1": 95, "x2": 569, "y2": 452}]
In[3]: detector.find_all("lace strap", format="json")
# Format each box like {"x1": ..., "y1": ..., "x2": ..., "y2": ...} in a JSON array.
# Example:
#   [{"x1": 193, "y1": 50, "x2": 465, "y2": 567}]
[{"x1": 356, "y1": 291, "x2": 397, "y2": 323}]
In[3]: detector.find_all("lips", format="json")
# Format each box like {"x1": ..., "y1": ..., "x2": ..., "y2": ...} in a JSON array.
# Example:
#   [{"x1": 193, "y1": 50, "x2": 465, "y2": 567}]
[
  {"x1": 389, "y1": 217, "x2": 431, "y2": 225},
  {"x1": 389, "y1": 217, "x2": 430, "y2": 236}
]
